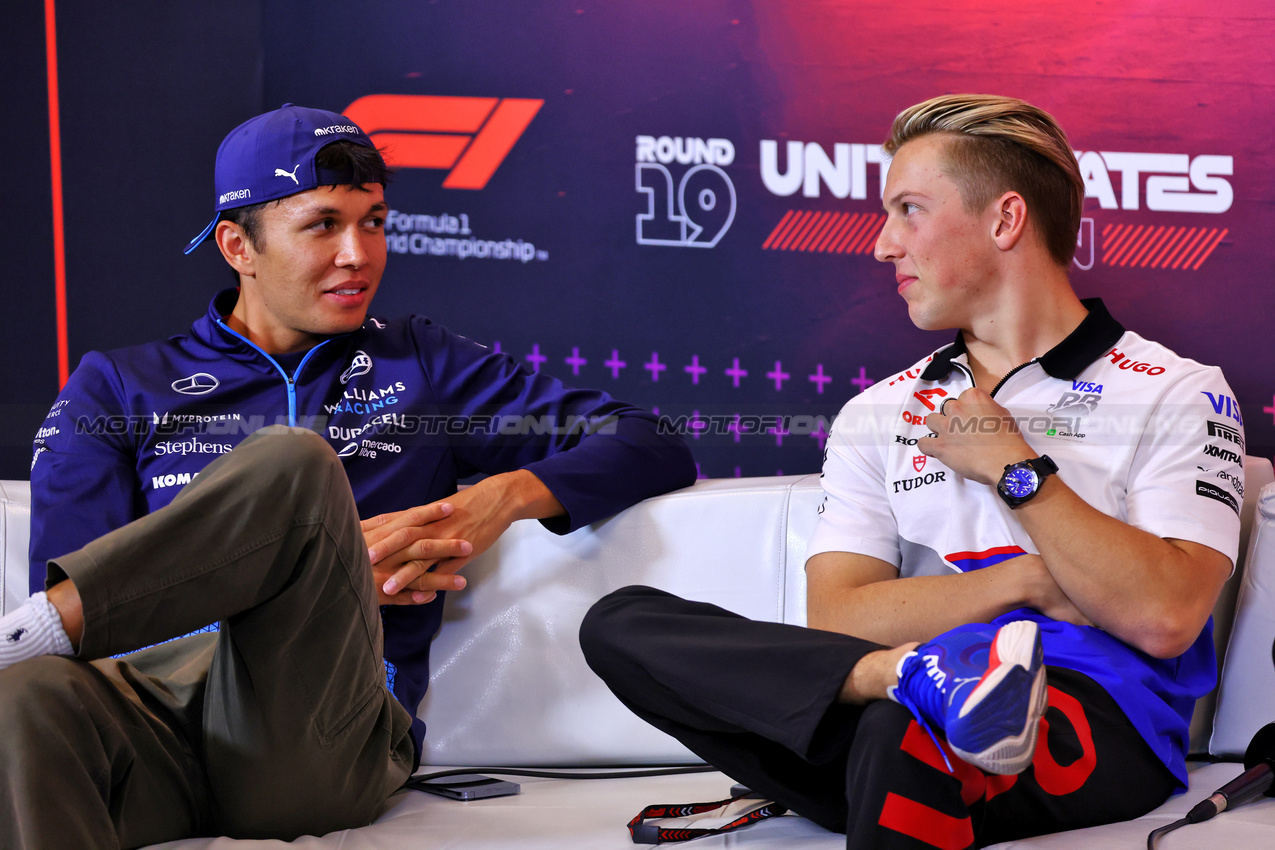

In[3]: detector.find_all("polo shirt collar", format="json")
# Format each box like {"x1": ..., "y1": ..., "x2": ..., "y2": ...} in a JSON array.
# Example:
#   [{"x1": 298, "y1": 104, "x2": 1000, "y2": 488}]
[{"x1": 920, "y1": 298, "x2": 1125, "y2": 382}]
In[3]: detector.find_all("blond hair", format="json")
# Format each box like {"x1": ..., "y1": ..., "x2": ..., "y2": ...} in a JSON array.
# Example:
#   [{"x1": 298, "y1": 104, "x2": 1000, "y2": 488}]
[{"x1": 884, "y1": 94, "x2": 1084, "y2": 267}]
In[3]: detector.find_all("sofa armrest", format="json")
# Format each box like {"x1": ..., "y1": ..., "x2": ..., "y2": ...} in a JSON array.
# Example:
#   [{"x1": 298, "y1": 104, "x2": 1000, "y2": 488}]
[
  {"x1": 1211, "y1": 477, "x2": 1275, "y2": 756},
  {"x1": 1, "y1": 479, "x2": 31, "y2": 616}
]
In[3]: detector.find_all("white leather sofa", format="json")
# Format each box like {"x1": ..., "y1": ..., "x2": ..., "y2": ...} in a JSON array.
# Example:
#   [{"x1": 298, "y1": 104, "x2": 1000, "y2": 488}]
[{"x1": 3, "y1": 460, "x2": 1275, "y2": 849}]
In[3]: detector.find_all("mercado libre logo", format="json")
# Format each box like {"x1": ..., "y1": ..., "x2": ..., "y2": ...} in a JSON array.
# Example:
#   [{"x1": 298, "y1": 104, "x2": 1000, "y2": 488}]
[
  {"x1": 635, "y1": 135, "x2": 738, "y2": 248},
  {"x1": 758, "y1": 139, "x2": 1234, "y2": 272},
  {"x1": 343, "y1": 94, "x2": 542, "y2": 189}
]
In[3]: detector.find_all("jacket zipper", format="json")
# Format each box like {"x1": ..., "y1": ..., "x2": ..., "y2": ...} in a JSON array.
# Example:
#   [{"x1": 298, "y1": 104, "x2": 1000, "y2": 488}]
[
  {"x1": 988, "y1": 359, "x2": 1037, "y2": 397},
  {"x1": 215, "y1": 319, "x2": 331, "y2": 426}
]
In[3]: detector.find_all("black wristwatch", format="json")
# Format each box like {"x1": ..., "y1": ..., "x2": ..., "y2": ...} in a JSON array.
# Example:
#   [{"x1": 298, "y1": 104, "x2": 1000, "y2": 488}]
[{"x1": 996, "y1": 455, "x2": 1058, "y2": 508}]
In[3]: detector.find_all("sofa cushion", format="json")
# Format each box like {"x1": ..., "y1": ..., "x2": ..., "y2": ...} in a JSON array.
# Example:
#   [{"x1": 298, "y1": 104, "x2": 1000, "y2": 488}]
[{"x1": 419, "y1": 476, "x2": 817, "y2": 767}]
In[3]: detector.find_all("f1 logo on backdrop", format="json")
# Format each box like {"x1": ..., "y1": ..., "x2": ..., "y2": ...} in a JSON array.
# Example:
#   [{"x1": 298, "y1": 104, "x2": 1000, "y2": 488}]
[
  {"x1": 636, "y1": 135, "x2": 737, "y2": 248},
  {"x1": 343, "y1": 95, "x2": 543, "y2": 189}
]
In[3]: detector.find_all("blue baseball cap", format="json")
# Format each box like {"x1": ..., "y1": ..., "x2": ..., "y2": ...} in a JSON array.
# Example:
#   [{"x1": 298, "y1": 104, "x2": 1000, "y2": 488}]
[{"x1": 184, "y1": 103, "x2": 377, "y2": 254}]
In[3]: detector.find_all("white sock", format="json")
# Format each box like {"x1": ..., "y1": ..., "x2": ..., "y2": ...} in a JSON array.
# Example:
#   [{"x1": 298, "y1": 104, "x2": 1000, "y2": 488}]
[{"x1": 0, "y1": 592, "x2": 74, "y2": 671}]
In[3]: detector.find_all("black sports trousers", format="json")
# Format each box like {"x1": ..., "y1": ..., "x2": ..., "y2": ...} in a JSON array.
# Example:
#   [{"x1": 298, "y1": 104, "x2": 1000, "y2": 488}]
[{"x1": 580, "y1": 585, "x2": 1178, "y2": 849}]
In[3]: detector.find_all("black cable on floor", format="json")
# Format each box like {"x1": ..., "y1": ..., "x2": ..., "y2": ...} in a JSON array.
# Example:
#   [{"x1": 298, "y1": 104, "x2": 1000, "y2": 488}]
[
  {"x1": 1146, "y1": 816, "x2": 1190, "y2": 849},
  {"x1": 403, "y1": 763, "x2": 719, "y2": 792}
]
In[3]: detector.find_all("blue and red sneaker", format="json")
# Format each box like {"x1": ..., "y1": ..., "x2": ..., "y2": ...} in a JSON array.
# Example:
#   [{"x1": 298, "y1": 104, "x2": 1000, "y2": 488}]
[{"x1": 887, "y1": 620, "x2": 1047, "y2": 775}]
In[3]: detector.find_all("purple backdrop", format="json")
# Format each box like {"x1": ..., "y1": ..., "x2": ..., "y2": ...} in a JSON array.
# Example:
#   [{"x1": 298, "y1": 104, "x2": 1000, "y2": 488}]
[{"x1": 7, "y1": 0, "x2": 1273, "y2": 480}]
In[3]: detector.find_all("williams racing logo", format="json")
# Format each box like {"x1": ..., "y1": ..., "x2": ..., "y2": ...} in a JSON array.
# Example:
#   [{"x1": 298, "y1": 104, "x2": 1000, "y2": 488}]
[{"x1": 636, "y1": 135, "x2": 737, "y2": 248}]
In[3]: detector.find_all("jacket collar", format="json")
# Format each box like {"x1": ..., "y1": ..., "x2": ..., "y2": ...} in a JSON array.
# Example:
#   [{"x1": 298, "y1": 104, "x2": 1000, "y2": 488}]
[
  {"x1": 192, "y1": 288, "x2": 366, "y2": 373},
  {"x1": 920, "y1": 298, "x2": 1125, "y2": 382}
]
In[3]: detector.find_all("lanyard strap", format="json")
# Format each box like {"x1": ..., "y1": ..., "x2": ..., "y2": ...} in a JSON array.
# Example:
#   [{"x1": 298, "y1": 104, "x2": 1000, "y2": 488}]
[{"x1": 628, "y1": 794, "x2": 788, "y2": 844}]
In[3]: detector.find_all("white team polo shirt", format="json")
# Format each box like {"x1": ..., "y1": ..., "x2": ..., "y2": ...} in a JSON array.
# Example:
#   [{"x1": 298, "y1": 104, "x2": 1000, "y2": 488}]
[
  {"x1": 809, "y1": 299, "x2": 1243, "y2": 575},
  {"x1": 807, "y1": 299, "x2": 1245, "y2": 785}
]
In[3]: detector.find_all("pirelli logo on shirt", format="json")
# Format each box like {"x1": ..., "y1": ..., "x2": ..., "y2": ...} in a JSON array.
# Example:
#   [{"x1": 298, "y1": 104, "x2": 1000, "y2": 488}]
[
  {"x1": 1196, "y1": 480, "x2": 1239, "y2": 515},
  {"x1": 1207, "y1": 420, "x2": 1244, "y2": 450}
]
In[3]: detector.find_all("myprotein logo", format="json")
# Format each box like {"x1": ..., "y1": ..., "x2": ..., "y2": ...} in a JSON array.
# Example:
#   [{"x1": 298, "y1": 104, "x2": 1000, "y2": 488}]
[
  {"x1": 343, "y1": 95, "x2": 543, "y2": 189},
  {"x1": 636, "y1": 135, "x2": 737, "y2": 248},
  {"x1": 172, "y1": 373, "x2": 220, "y2": 395}
]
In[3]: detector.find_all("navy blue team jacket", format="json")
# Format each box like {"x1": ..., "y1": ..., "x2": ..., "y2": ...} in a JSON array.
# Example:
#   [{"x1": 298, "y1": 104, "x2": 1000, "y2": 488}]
[{"x1": 30, "y1": 288, "x2": 697, "y2": 760}]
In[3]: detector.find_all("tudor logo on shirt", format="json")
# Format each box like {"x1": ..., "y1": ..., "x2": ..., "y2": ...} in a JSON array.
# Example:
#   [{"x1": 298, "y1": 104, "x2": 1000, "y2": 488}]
[
  {"x1": 892, "y1": 470, "x2": 947, "y2": 494},
  {"x1": 171, "y1": 373, "x2": 220, "y2": 395},
  {"x1": 913, "y1": 454, "x2": 927, "y2": 472}
]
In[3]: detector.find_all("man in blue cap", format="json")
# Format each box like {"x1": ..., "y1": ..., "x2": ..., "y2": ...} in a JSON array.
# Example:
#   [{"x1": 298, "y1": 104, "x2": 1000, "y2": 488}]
[{"x1": 0, "y1": 104, "x2": 695, "y2": 847}]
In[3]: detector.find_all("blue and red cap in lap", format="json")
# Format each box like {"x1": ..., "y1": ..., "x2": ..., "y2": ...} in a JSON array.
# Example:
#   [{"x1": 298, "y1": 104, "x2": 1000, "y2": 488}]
[{"x1": 184, "y1": 104, "x2": 376, "y2": 254}]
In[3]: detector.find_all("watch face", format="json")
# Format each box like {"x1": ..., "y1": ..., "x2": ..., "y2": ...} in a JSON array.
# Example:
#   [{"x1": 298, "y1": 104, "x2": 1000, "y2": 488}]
[{"x1": 1003, "y1": 467, "x2": 1039, "y2": 498}]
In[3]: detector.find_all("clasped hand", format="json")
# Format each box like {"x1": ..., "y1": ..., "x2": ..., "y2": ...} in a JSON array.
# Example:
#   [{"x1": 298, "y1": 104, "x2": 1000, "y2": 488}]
[{"x1": 361, "y1": 480, "x2": 512, "y2": 605}]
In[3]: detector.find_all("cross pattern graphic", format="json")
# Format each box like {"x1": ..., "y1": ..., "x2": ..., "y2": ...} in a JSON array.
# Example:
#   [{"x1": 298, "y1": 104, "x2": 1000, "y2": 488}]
[{"x1": 485, "y1": 342, "x2": 884, "y2": 478}]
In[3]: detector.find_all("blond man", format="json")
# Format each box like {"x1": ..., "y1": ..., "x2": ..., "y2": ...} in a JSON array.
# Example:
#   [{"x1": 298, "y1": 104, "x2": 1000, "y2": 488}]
[{"x1": 582, "y1": 95, "x2": 1242, "y2": 848}]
